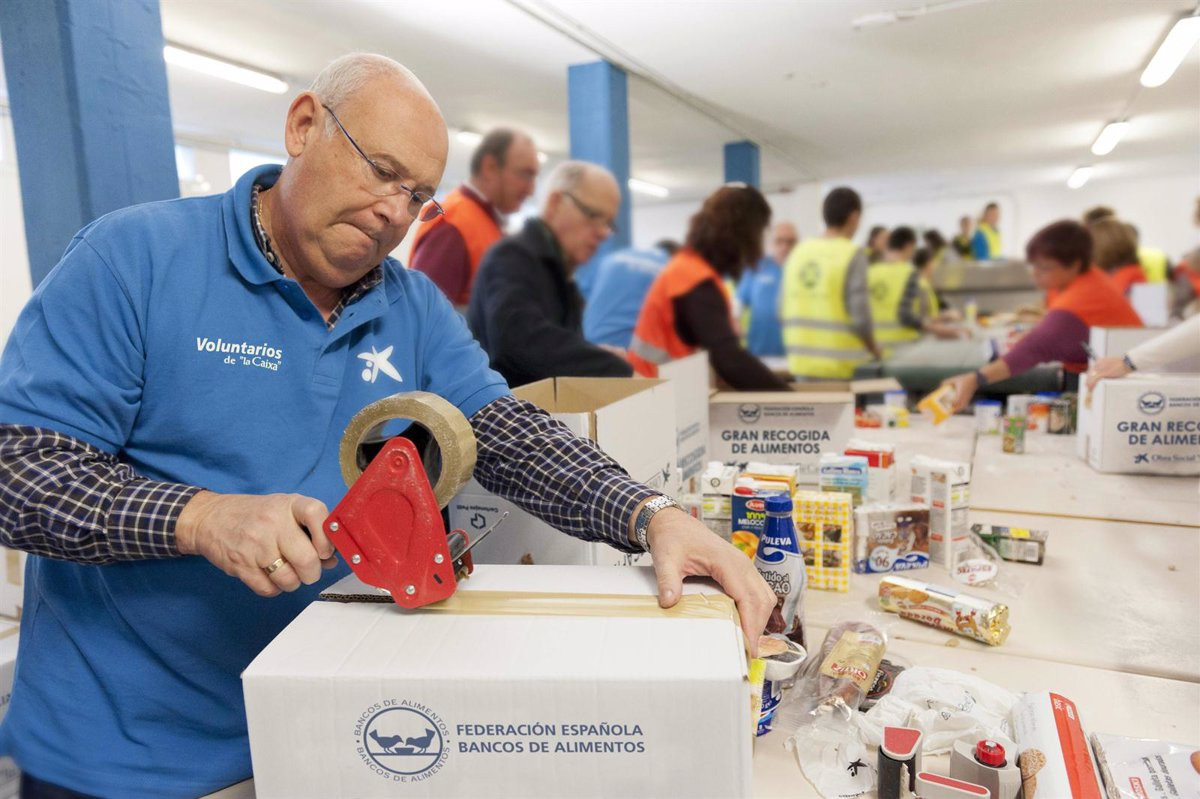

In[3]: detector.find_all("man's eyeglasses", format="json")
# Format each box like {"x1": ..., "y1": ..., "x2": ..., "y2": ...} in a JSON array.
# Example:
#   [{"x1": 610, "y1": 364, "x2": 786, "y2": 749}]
[
  {"x1": 563, "y1": 191, "x2": 618, "y2": 234},
  {"x1": 322, "y1": 104, "x2": 444, "y2": 223}
]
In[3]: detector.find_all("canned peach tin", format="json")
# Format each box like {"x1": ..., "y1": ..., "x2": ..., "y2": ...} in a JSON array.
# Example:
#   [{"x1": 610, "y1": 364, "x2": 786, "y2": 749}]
[{"x1": 1002, "y1": 415, "x2": 1025, "y2": 454}]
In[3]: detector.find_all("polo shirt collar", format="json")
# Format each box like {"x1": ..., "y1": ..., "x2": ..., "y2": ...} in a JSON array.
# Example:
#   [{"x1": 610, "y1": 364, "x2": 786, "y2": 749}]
[{"x1": 224, "y1": 164, "x2": 286, "y2": 286}]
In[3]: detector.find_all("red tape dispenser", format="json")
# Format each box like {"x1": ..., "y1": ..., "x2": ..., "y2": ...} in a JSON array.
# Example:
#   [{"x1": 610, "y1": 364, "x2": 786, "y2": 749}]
[{"x1": 323, "y1": 392, "x2": 502, "y2": 608}]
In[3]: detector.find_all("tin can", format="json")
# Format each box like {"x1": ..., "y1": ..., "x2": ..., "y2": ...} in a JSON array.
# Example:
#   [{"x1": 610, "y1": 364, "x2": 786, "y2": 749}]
[
  {"x1": 974, "y1": 400, "x2": 1002, "y2": 434},
  {"x1": 1047, "y1": 398, "x2": 1072, "y2": 434},
  {"x1": 1002, "y1": 415, "x2": 1025, "y2": 453}
]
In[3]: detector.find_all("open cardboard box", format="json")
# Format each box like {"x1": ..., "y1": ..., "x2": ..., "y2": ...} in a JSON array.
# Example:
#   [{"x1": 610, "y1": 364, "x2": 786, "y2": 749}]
[
  {"x1": 243, "y1": 566, "x2": 751, "y2": 799},
  {"x1": 450, "y1": 377, "x2": 677, "y2": 567},
  {"x1": 656, "y1": 352, "x2": 710, "y2": 485},
  {"x1": 709, "y1": 387, "x2": 856, "y2": 484}
]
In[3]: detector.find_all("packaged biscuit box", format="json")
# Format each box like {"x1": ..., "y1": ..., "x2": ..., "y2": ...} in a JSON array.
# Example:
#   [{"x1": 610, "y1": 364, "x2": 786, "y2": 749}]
[
  {"x1": 793, "y1": 490, "x2": 853, "y2": 592},
  {"x1": 971, "y1": 523, "x2": 1047, "y2": 565},
  {"x1": 853, "y1": 503, "x2": 930, "y2": 573},
  {"x1": 818, "y1": 454, "x2": 870, "y2": 508}
]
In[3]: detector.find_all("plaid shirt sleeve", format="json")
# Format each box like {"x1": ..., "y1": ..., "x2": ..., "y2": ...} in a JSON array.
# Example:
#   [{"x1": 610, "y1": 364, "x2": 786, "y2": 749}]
[
  {"x1": 470, "y1": 395, "x2": 656, "y2": 553},
  {"x1": 0, "y1": 424, "x2": 201, "y2": 563}
]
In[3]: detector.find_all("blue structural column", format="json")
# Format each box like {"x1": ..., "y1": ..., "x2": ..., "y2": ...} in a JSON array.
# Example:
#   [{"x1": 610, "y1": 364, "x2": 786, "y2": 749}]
[
  {"x1": 0, "y1": 0, "x2": 178, "y2": 286},
  {"x1": 724, "y1": 140, "x2": 761, "y2": 188},
  {"x1": 567, "y1": 61, "x2": 632, "y2": 254}
]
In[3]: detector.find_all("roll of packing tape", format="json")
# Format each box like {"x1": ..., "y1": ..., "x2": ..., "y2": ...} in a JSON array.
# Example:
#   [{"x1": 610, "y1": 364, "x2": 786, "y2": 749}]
[{"x1": 338, "y1": 391, "x2": 477, "y2": 508}]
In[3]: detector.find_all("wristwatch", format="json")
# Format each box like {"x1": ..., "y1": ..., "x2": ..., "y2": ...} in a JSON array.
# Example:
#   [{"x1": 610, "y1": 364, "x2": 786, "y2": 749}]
[{"x1": 633, "y1": 495, "x2": 680, "y2": 551}]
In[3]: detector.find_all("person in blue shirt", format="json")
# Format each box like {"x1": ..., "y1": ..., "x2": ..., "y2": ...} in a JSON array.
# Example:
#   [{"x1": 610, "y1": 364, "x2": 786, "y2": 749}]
[
  {"x1": 736, "y1": 221, "x2": 797, "y2": 357},
  {"x1": 582, "y1": 240, "x2": 678, "y2": 349},
  {"x1": 0, "y1": 53, "x2": 775, "y2": 798},
  {"x1": 971, "y1": 201, "x2": 1003, "y2": 260}
]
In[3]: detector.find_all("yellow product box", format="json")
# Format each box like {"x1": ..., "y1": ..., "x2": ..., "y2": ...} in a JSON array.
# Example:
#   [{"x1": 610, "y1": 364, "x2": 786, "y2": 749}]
[
  {"x1": 917, "y1": 384, "x2": 956, "y2": 426},
  {"x1": 792, "y1": 490, "x2": 852, "y2": 592}
]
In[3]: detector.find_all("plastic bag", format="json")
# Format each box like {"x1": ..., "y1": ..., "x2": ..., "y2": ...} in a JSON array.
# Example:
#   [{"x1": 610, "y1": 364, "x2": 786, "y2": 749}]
[
  {"x1": 779, "y1": 620, "x2": 888, "y2": 724},
  {"x1": 855, "y1": 667, "x2": 1018, "y2": 753}
]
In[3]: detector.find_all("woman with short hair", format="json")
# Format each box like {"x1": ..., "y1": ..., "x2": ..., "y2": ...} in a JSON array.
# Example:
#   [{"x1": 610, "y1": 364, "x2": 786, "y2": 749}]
[{"x1": 943, "y1": 219, "x2": 1143, "y2": 409}]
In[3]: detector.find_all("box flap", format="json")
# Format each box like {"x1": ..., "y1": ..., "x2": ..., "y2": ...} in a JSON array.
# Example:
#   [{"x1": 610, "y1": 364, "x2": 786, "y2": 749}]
[{"x1": 711, "y1": 390, "x2": 855, "y2": 404}]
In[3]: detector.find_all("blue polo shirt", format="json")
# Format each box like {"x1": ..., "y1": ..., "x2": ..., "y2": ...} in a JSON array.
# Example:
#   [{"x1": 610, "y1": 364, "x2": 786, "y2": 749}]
[
  {"x1": 736, "y1": 257, "x2": 785, "y2": 357},
  {"x1": 582, "y1": 246, "x2": 670, "y2": 349},
  {"x1": 0, "y1": 165, "x2": 509, "y2": 797}
]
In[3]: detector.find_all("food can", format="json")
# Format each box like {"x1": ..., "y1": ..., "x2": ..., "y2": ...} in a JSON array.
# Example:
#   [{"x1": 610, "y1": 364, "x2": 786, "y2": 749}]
[
  {"x1": 1047, "y1": 398, "x2": 1073, "y2": 434},
  {"x1": 1002, "y1": 415, "x2": 1025, "y2": 454},
  {"x1": 974, "y1": 400, "x2": 1002, "y2": 434}
]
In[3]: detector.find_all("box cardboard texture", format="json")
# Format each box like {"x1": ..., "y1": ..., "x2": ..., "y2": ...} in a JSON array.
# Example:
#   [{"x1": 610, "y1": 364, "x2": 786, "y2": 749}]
[
  {"x1": 1078, "y1": 373, "x2": 1200, "y2": 475},
  {"x1": 243, "y1": 566, "x2": 751, "y2": 799},
  {"x1": 708, "y1": 390, "x2": 854, "y2": 485},
  {"x1": 0, "y1": 549, "x2": 25, "y2": 620},
  {"x1": 657, "y1": 352, "x2": 711, "y2": 483},
  {"x1": 1088, "y1": 327, "x2": 1200, "y2": 373},
  {"x1": 450, "y1": 378, "x2": 677, "y2": 566},
  {"x1": 0, "y1": 622, "x2": 21, "y2": 796}
]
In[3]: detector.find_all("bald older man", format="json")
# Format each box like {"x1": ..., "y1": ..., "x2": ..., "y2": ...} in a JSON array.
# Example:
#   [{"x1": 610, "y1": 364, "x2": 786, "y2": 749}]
[
  {"x1": 0, "y1": 55, "x2": 773, "y2": 797},
  {"x1": 468, "y1": 160, "x2": 635, "y2": 386}
]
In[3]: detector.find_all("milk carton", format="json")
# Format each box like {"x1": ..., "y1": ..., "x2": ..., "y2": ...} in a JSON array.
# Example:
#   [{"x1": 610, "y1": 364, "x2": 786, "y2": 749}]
[{"x1": 909, "y1": 456, "x2": 971, "y2": 569}]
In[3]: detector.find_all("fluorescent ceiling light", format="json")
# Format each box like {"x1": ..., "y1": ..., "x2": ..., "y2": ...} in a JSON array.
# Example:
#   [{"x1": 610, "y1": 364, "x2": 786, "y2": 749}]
[
  {"x1": 455, "y1": 130, "x2": 483, "y2": 146},
  {"x1": 628, "y1": 178, "x2": 669, "y2": 198},
  {"x1": 1140, "y1": 15, "x2": 1200, "y2": 88},
  {"x1": 851, "y1": 11, "x2": 899, "y2": 28},
  {"x1": 1090, "y1": 120, "x2": 1130, "y2": 156},
  {"x1": 1067, "y1": 166, "x2": 1094, "y2": 190},
  {"x1": 163, "y1": 45, "x2": 288, "y2": 94}
]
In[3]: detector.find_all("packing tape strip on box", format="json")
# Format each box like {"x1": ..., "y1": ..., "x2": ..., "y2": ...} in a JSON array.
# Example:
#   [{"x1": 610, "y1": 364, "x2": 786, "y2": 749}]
[
  {"x1": 337, "y1": 391, "x2": 477, "y2": 508},
  {"x1": 321, "y1": 577, "x2": 738, "y2": 624}
]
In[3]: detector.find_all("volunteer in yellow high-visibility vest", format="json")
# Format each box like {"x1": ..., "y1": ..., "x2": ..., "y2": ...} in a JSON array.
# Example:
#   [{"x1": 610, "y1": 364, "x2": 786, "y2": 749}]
[
  {"x1": 971, "y1": 202, "x2": 1002, "y2": 260},
  {"x1": 867, "y1": 227, "x2": 922, "y2": 357},
  {"x1": 1129, "y1": 224, "x2": 1171, "y2": 283},
  {"x1": 782, "y1": 187, "x2": 882, "y2": 379},
  {"x1": 868, "y1": 228, "x2": 963, "y2": 359}
]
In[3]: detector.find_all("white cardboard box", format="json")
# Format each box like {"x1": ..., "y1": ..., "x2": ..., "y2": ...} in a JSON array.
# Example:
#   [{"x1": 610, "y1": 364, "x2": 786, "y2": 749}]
[
  {"x1": 1089, "y1": 326, "x2": 1200, "y2": 373},
  {"x1": 450, "y1": 377, "x2": 677, "y2": 567},
  {"x1": 1078, "y1": 373, "x2": 1200, "y2": 475},
  {"x1": 0, "y1": 549, "x2": 24, "y2": 620},
  {"x1": 243, "y1": 566, "x2": 751, "y2": 799},
  {"x1": 708, "y1": 390, "x2": 855, "y2": 485},
  {"x1": 1128, "y1": 283, "x2": 1168, "y2": 327},
  {"x1": 657, "y1": 352, "x2": 711, "y2": 483},
  {"x1": 0, "y1": 621, "x2": 21, "y2": 797}
]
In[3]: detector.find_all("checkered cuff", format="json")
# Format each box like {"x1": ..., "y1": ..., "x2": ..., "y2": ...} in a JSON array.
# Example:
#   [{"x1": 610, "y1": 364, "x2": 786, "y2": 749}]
[{"x1": 471, "y1": 396, "x2": 657, "y2": 553}]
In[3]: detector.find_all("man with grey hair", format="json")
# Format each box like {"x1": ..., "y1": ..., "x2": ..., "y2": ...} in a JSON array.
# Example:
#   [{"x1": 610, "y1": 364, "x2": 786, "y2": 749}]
[
  {"x1": 0, "y1": 54, "x2": 774, "y2": 796},
  {"x1": 410, "y1": 127, "x2": 539, "y2": 306},
  {"x1": 467, "y1": 160, "x2": 634, "y2": 386}
]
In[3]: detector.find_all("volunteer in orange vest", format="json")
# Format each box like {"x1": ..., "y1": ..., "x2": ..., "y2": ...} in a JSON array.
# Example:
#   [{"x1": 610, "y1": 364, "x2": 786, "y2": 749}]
[
  {"x1": 628, "y1": 185, "x2": 790, "y2": 390},
  {"x1": 943, "y1": 220, "x2": 1142, "y2": 410},
  {"x1": 410, "y1": 128, "x2": 539, "y2": 306},
  {"x1": 1089, "y1": 217, "x2": 1146, "y2": 295}
]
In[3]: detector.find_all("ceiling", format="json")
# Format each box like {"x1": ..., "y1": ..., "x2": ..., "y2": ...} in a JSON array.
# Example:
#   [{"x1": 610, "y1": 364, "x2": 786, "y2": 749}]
[{"x1": 4, "y1": 0, "x2": 1199, "y2": 205}]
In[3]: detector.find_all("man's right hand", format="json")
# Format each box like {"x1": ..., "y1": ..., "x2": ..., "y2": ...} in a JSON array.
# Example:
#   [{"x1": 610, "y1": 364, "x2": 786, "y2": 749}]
[{"x1": 175, "y1": 491, "x2": 338, "y2": 597}]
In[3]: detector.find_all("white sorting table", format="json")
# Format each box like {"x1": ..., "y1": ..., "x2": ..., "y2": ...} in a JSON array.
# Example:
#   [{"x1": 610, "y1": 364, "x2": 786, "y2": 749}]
[
  {"x1": 752, "y1": 631, "x2": 1200, "y2": 798},
  {"x1": 800, "y1": 510, "x2": 1200, "y2": 682},
  {"x1": 970, "y1": 432, "x2": 1200, "y2": 528}
]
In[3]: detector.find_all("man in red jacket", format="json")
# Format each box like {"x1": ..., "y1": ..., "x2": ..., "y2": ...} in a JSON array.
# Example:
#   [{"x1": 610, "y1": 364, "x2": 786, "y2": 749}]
[{"x1": 410, "y1": 128, "x2": 539, "y2": 306}]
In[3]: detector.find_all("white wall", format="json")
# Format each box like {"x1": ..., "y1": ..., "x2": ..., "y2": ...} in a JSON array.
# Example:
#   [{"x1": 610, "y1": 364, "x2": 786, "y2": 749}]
[
  {"x1": 632, "y1": 172, "x2": 1198, "y2": 264},
  {"x1": 630, "y1": 182, "x2": 825, "y2": 250},
  {"x1": 860, "y1": 172, "x2": 1198, "y2": 262}
]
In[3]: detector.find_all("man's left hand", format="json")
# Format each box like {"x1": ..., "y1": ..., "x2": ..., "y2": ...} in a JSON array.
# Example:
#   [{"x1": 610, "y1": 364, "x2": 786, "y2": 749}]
[{"x1": 645, "y1": 507, "x2": 776, "y2": 656}]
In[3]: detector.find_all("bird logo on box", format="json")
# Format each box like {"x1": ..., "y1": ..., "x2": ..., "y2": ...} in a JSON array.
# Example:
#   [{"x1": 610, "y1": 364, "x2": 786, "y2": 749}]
[
  {"x1": 359, "y1": 704, "x2": 448, "y2": 778},
  {"x1": 738, "y1": 404, "x2": 762, "y2": 424},
  {"x1": 1137, "y1": 392, "x2": 1166, "y2": 416}
]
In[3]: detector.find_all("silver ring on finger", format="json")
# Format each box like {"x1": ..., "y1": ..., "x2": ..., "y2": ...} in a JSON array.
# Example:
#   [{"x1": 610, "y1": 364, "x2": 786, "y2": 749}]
[{"x1": 263, "y1": 556, "x2": 287, "y2": 576}]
